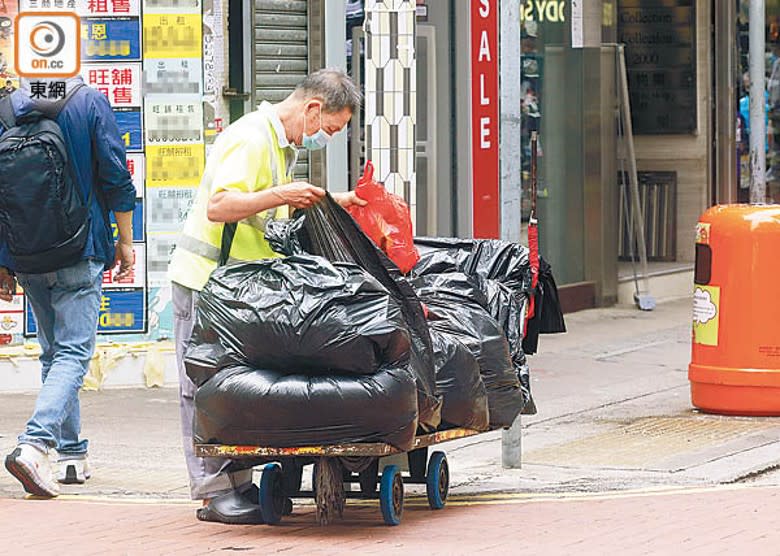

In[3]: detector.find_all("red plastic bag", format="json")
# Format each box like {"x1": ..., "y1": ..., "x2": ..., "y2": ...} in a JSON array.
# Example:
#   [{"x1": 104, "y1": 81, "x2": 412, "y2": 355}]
[{"x1": 347, "y1": 162, "x2": 420, "y2": 274}]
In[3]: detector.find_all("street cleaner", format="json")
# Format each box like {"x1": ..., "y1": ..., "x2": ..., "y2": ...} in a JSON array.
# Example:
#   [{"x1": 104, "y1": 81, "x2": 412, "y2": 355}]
[{"x1": 168, "y1": 68, "x2": 366, "y2": 524}]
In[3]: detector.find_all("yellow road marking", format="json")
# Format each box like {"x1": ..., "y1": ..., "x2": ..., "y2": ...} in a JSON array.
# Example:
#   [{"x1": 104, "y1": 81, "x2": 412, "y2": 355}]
[{"x1": 32, "y1": 483, "x2": 772, "y2": 508}]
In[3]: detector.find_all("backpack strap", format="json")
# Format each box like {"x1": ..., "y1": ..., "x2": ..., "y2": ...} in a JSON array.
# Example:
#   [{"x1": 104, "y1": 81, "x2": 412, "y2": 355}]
[
  {"x1": 30, "y1": 83, "x2": 95, "y2": 210},
  {"x1": 30, "y1": 82, "x2": 86, "y2": 120},
  {"x1": 0, "y1": 96, "x2": 16, "y2": 130}
]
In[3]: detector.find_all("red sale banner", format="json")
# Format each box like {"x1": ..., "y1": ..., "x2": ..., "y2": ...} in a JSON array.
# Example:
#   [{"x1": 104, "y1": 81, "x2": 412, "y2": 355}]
[{"x1": 470, "y1": 0, "x2": 500, "y2": 238}]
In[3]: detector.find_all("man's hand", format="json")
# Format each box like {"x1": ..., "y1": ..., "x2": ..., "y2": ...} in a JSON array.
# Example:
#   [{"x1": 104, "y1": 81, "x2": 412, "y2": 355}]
[
  {"x1": 272, "y1": 182, "x2": 326, "y2": 209},
  {"x1": 332, "y1": 191, "x2": 368, "y2": 209},
  {"x1": 114, "y1": 241, "x2": 135, "y2": 282},
  {"x1": 0, "y1": 267, "x2": 16, "y2": 303}
]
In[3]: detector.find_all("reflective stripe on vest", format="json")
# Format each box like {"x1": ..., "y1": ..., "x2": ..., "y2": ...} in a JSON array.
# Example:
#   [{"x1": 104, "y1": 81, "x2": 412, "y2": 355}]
[{"x1": 242, "y1": 206, "x2": 278, "y2": 232}]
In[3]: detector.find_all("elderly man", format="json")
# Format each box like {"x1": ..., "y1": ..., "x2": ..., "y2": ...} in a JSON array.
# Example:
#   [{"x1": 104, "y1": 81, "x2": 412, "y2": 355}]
[{"x1": 169, "y1": 68, "x2": 365, "y2": 524}]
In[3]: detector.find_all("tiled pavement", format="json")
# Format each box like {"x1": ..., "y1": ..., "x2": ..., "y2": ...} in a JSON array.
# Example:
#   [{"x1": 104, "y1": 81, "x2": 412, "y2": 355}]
[
  {"x1": 2, "y1": 302, "x2": 779, "y2": 554},
  {"x1": 0, "y1": 485, "x2": 777, "y2": 555}
]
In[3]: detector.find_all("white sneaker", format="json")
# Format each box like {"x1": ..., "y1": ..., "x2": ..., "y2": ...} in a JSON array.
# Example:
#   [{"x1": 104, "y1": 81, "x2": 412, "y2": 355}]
[
  {"x1": 4, "y1": 444, "x2": 60, "y2": 497},
  {"x1": 57, "y1": 455, "x2": 91, "y2": 485}
]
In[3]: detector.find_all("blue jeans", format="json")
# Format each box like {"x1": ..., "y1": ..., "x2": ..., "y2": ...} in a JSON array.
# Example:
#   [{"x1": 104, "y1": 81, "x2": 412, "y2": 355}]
[{"x1": 15, "y1": 259, "x2": 104, "y2": 456}]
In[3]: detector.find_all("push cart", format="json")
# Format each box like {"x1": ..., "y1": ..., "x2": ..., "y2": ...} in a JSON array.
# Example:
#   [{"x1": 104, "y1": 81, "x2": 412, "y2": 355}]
[
  {"x1": 192, "y1": 130, "x2": 544, "y2": 528},
  {"x1": 195, "y1": 427, "x2": 483, "y2": 526}
]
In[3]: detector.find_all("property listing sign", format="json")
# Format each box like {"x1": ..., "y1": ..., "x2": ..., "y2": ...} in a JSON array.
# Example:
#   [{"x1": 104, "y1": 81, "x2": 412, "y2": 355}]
[{"x1": 16, "y1": 0, "x2": 210, "y2": 341}]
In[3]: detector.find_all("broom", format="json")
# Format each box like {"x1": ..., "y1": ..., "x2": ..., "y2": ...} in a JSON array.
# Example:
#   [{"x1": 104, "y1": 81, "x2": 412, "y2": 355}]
[{"x1": 314, "y1": 457, "x2": 345, "y2": 525}]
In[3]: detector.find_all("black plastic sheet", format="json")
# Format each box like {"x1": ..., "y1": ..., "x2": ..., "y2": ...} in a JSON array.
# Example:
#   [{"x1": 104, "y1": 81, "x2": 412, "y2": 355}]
[
  {"x1": 186, "y1": 256, "x2": 410, "y2": 377},
  {"x1": 194, "y1": 363, "x2": 418, "y2": 450},
  {"x1": 430, "y1": 329, "x2": 489, "y2": 431}
]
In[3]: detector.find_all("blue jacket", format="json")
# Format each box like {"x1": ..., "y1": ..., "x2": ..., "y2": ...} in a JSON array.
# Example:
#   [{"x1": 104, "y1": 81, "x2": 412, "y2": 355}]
[{"x1": 0, "y1": 77, "x2": 136, "y2": 272}]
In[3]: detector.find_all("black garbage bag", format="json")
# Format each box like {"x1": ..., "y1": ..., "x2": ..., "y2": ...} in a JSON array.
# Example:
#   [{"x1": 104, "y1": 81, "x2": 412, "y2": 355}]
[
  {"x1": 193, "y1": 363, "x2": 419, "y2": 451},
  {"x1": 523, "y1": 256, "x2": 567, "y2": 354},
  {"x1": 413, "y1": 237, "x2": 545, "y2": 415},
  {"x1": 268, "y1": 196, "x2": 442, "y2": 432},
  {"x1": 430, "y1": 329, "x2": 489, "y2": 431},
  {"x1": 414, "y1": 276, "x2": 526, "y2": 428},
  {"x1": 265, "y1": 216, "x2": 305, "y2": 257},
  {"x1": 483, "y1": 280, "x2": 536, "y2": 414},
  {"x1": 186, "y1": 256, "x2": 411, "y2": 378},
  {"x1": 412, "y1": 272, "x2": 535, "y2": 416},
  {"x1": 513, "y1": 351, "x2": 536, "y2": 415},
  {"x1": 412, "y1": 238, "x2": 531, "y2": 355},
  {"x1": 414, "y1": 237, "x2": 532, "y2": 295},
  {"x1": 411, "y1": 242, "x2": 469, "y2": 275},
  {"x1": 415, "y1": 237, "x2": 565, "y2": 355},
  {"x1": 185, "y1": 336, "x2": 234, "y2": 388}
]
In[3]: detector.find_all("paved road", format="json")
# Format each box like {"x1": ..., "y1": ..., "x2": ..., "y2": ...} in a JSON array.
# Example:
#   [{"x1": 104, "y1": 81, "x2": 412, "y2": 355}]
[
  {"x1": 2, "y1": 302, "x2": 779, "y2": 554},
  {"x1": 1, "y1": 485, "x2": 777, "y2": 555}
]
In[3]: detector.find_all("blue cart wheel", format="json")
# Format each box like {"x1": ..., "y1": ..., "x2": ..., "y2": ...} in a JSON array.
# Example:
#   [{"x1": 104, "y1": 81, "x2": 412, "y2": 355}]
[
  {"x1": 259, "y1": 463, "x2": 286, "y2": 525},
  {"x1": 379, "y1": 464, "x2": 404, "y2": 526},
  {"x1": 426, "y1": 451, "x2": 449, "y2": 510}
]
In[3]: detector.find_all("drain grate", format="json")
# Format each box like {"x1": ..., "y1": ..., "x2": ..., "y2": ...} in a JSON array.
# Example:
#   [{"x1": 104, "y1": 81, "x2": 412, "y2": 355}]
[{"x1": 524, "y1": 416, "x2": 778, "y2": 469}]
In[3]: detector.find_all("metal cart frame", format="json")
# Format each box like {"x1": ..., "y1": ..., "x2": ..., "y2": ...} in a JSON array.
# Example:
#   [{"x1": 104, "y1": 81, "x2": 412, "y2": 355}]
[{"x1": 195, "y1": 427, "x2": 483, "y2": 526}]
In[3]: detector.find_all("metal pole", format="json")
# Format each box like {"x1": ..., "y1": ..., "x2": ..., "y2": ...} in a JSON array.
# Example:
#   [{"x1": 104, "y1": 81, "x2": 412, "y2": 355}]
[
  {"x1": 499, "y1": 0, "x2": 522, "y2": 244},
  {"x1": 500, "y1": 0, "x2": 522, "y2": 469},
  {"x1": 501, "y1": 416, "x2": 523, "y2": 469},
  {"x1": 750, "y1": 0, "x2": 767, "y2": 204},
  {"x1": 325, "y1": 0, "x2": 348, "y2": 193}
]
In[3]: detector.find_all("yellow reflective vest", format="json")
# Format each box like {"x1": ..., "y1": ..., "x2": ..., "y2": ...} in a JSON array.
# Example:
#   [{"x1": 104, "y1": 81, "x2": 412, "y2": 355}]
[{"x1": 168, "y1": 103, "x2": 294, "y2": 292}]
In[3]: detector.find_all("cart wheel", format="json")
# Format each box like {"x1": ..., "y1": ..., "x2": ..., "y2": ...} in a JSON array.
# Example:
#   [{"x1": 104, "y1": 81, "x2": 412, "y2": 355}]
[
  {"x1": 259, "y1": 463, "x2": 286, "y2": 525},
  {"x1": 358, "y1": 459, "x2": 379, "y2": 494},
  {"x1": 426, "y1": 451, "x2": 449, "y2": 510},
  {"x1": 379, "y1": 465, "x2": 404, "y2": 526}
]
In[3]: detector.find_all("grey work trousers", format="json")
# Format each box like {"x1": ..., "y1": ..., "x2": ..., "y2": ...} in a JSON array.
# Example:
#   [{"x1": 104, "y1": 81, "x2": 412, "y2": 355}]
[{"x1": 172, "y1": 281, "x2": 252, "y2": 500}]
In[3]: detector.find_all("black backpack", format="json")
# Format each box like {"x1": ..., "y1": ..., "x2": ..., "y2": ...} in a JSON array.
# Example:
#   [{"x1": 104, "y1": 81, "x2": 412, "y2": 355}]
[{"x1": 0, "y1": 85, "x2": 94, "y2": 274}]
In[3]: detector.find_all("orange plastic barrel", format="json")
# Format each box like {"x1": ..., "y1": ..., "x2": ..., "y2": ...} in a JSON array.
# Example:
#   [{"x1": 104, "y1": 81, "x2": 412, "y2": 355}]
[{"x1": 689, "y1": 205, "x2": 780, "y2": 415}]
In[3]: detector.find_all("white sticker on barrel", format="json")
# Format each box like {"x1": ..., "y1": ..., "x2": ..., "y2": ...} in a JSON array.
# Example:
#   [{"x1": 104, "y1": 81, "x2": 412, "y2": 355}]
[{"x1": 693, "y1": 286, "x2": 720, "y2": 346}]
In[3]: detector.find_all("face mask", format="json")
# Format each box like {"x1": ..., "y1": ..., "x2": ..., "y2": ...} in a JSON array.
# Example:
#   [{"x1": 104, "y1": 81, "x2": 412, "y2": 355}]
[{"x1": 302, "y1": 106, "x2": 332, "y2": 151}]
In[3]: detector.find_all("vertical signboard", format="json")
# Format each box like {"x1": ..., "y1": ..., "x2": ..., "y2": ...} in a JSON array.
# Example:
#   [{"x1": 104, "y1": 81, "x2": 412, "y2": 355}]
[
  {"x1": 0, "y1": 1, "x2": 20, "y2": 96},
  {"x1": 471, "y1": 0, "x2": 500, "y2": 238},
  {"x1": 202, "y1": 0, "x2": 227, "y2": 150},
  {"x1": 19, "y1": 0, "x2": 147, "y2": 336},
  {"x1": 8, "y1": 0, "x2": 211, "y2": 343},
  {"x1": 143, "y1": 0, "x2": 204, "y2": 296}
]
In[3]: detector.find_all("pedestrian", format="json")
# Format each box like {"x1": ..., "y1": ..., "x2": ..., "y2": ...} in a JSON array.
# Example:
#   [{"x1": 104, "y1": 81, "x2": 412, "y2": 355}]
[
  {"x1": 168, "y1": 68, "x2": 366, "y2": 524},
  {"x1": 0, "y1": 76, "x2": 136, "y2": 497}
]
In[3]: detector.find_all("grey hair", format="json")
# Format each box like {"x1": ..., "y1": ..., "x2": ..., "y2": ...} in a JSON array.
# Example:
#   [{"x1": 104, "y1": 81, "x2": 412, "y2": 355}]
[{"x1": 295, "y1": 68, "x2": 362, "y2": 114}]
